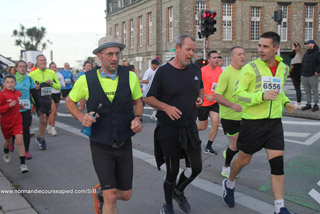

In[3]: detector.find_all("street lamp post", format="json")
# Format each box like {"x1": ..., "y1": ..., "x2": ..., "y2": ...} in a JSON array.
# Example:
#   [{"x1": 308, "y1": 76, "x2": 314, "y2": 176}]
[{"x1": 273, "y1": 10, "x2": 282, "y2": 56}]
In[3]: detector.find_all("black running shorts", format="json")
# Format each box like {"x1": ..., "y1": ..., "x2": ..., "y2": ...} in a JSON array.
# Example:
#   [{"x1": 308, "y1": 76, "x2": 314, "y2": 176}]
[
  {"x1": 90, "y1": 139, "x2": 133, "y2": 191},
  {"x1": 221, "y1": 119, "x2": 241, "y2": 136},
  {"x1": 237, "y1": 118, "x2": 284, "y2": 154},
  {"x1": 39, "y1": 101, "x2": 51, "y2": 116},
  {"x1": 51, "y1": 93, "x2": 61, "y2": 104},
  {"x1": 198, "y1": 102, "x2": 219, "y2": 121},
  {"x1": 61, "y1": 89, "x2": 72, "y2": 98}
]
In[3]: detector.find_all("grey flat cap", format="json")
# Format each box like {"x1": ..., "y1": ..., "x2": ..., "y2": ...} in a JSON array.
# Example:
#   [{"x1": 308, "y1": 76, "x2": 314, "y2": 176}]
[{"x1": 93, "y1": 36, "x2": 126, "y2": 55}]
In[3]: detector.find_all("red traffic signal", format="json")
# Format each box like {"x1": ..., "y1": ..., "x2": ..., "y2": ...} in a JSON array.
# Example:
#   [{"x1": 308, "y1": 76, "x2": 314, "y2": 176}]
[{"x1": 200, "y1": 10, "x2": 217, "y2": 38}]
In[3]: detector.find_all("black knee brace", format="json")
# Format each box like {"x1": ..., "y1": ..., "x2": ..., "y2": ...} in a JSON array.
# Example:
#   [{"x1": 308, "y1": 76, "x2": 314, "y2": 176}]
[{"x1": 269, "y1": 156, "x2": 284, "y2": 175}]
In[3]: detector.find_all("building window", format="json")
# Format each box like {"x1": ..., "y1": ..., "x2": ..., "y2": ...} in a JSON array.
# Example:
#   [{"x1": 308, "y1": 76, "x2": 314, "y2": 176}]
[
  {"x1": 251, "y1": 7, "x2": 260, "y2": 41},
  {"x1": 122, "y1": 22, "x2": 126, "y2": 45},
  {"x1": 130, "y1": 19, "x2": 134, "y2": 48},
  {"x1": 222, "y1": 3, "x2": 232, "y2": 41},
  {"x1": 117, "y1": 0, "x2": 123, "y2": 8},
  {"x1": 138, "y1": 16, "x2": 143, "y2": 47},
  {"x1": 147, "y1": 12, "x2": 152, "y2": 45},
  {"x1": 168, "y1": 7, "x2": 174, "y2": 42},
  {"x1": 305, "y1": 5, "x2": 314, "y2": 41},
  {"x1": 114, "y1": 24, "x2": 119, "y2": 40},
  {"x1": 195, "y1": 2, "x2": 206, "y2": 40},
  {"x1": 279, "y1": 5, "x2": 288, "y2": 41},
  {"x1": 223, "y1": 57, "x2": 231, "y2": 67}
]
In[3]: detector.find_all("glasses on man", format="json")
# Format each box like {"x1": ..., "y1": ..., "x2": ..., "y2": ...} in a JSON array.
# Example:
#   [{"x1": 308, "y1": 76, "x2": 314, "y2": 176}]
[{"x1": 101, "y1": 52, "x2": 121, "y2": 58}]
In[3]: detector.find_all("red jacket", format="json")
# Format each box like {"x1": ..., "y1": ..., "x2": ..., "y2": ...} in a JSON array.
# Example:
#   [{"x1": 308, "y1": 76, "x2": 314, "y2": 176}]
[{"x1": 0, "y1": 88, "x2": 22, "y2": 128}]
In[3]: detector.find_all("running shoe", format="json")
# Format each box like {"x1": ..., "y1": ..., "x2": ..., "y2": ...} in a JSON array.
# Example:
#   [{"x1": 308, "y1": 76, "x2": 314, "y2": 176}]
[
  {"x1": 30, "y1": 130, "x2": 35, "y2": 137},
  {"x1": 36, "y1": 137, "x2": 47, "y2": 150},
  {"x1": 25, "y1": 152, "x2": 32, "y2": 160},
  {"x1": 92, "y1": 184, "x2": 103, "y2": 214},
  {"x1": 160, "y1": 203, "x2": 176, "y2": 214},
  {"x1": 20, "y1": 164, "x2": 29, "y2": 174},
  {"x1": 221, "y1": 166, "x2": 230, "y2": 178},
  {"x1": 150, "y1": 115, "x2": 157, "y2": 121},
  {"x1": 9, "y1": 143, "x2": 14, "y2": 152},
  {"x1": 51, "y1": 127, "x2": 57, "y2": 136},
  {"x1": 173, "y1": 190, "x2": 191, "y2": 213},
  {"x1": 47, "y1": 125, "x2": 52, "y2": 134},
  {"x1": 2, "y1": 153, "x2": 10, "y2": 163},
  {"x1": 275, "y1": 207, "x2": 291, "y2": 214},
  {"x1": 204, "y1": 147, "x2": 218, "y2": 155},
  {"x1": 222, "y1": 178, "x2": 235, "y2": 207}
]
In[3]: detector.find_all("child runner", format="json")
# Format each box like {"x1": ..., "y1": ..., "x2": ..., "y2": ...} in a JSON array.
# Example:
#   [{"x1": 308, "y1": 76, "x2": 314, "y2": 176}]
[{"x1": 0, "y1": 75, "x2": 29, "y2": 173}]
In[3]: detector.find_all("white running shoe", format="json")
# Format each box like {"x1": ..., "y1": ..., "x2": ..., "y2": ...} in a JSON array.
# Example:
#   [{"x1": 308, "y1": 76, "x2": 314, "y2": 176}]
[
  {"x1": 2, "y1": 153, "x2": 10, "y2": 163},
  {"x1": 221, "y1": 166, "x2": 230, "y2": 178},
  {"x1": 51, "y1": 127, "x2": 57, "y2": 136},
  {"x1": 47, "y1": 125, "x2": 52, "y2": 134},
  {"x1": 20, "y1": 164, "x2": 29, "y2": 174}
]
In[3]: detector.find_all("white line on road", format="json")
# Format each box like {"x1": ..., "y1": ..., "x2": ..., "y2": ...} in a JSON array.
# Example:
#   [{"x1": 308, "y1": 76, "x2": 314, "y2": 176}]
[
  {"x1": 309, "y1": 189, "x2": 320, "y2": 205},
  {"x1": 49, "y1": 118, "x2": 274, "y2": 214}
]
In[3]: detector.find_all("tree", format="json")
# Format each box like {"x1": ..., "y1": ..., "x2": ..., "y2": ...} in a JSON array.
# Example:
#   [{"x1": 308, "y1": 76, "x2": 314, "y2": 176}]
[{"x1": 12, "y1": 24, "x2": 52, "y2": 51}]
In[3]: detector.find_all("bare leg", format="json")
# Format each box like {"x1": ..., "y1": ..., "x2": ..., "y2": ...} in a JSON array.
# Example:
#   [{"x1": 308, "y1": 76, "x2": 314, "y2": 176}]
[{"x1": 102, "y1": 189, "x2": 132, "y2": 214}]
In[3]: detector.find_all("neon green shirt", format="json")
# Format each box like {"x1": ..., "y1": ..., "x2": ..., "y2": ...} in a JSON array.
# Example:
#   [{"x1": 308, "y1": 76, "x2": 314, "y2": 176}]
[
  {"x1": 69, "y1": 69, "x2": 142, "y2": 103},
  {"x1": 215, "y1": 65, "x2": 242, "y2": 121},
  {"x1": 28, "y1": 68, "x2": 61, "y2": 90}
]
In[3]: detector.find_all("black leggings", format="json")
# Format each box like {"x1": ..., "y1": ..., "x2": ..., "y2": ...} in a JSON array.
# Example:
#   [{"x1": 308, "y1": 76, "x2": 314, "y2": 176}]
[
  {"x1": 291, "y1": 64, "x2": 301, "y2": 103},
  {"x1": 163, "y1": 147, "x2": 202, "y2": 205},
  {"x1": 21, "y1": 110, "x2": 32, "y2": 152}
]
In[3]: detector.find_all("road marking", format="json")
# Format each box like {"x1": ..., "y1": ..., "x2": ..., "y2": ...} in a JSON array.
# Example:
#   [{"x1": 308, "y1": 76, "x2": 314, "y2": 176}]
[
  {"x1": 48, "y1": 118, "x2": 274, "y2": 213},
  {"x1": 309, "y1": 180, "x2": 320, "y2": 205},
  {"x1": 57, "y1": 112, "x2": 73, "y2": 117},
  {"x1": 284, "y1": 132, "x2": 310, "y2": 138}
]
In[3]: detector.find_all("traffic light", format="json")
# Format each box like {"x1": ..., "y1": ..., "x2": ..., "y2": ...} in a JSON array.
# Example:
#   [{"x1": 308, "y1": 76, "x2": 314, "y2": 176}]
[{"x1": 200, "y1": 10, "x2": 217, "y2": 38}]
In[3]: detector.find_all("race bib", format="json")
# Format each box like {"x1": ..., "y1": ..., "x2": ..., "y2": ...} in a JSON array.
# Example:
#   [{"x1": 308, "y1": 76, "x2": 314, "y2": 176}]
[
  {"x1": 41, "y1": 87, "x2": 52, "y2": 96},
  {"x1": 261, "y1": 76, "x2": 282, "y2": 93},
  {"x1": 65, "y1": 78, "x2": 71, "y2": 84},
  {"x1": 211, "y1": 83, "x2": 217, "y2": 92},
  {"x1": 19, "y1": 99, "x2": 31, "y2": 109}
]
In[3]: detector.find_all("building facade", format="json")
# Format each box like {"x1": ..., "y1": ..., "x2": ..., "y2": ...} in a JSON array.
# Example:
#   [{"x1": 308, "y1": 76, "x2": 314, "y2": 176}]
[{"x1": 105, "y1": 0, "x2": 320, "y2": 77}]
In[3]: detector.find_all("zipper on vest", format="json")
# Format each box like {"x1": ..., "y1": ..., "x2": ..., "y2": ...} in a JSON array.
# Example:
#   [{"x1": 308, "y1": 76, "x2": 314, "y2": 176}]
[{"x1": 268, "y1": 100, "x2": 273, "y2": 118}]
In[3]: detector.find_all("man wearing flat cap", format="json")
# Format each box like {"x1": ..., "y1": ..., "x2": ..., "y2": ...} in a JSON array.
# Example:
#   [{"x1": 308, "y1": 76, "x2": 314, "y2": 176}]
[
  {"x1": 301, "y1": 40, "x2": 320, "y2": 112},
  {"x1": 65, "y1": 36, "x2": 143, "y2": 214}
]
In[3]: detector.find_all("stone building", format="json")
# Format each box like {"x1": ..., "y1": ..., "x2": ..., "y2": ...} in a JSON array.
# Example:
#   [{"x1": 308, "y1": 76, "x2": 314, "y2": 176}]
[{"x1": 105, "y1": 0, "x2": 320, "y2": 77}]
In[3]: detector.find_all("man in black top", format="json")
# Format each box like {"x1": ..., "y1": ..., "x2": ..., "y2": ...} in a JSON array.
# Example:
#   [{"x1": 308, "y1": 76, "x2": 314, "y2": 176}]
[
  {"x1": 143, "y1": 35, "x2": 204, "y2": 214},
  {"x1": 301, "y1": 40, "x2": 320, "y2": 112}
]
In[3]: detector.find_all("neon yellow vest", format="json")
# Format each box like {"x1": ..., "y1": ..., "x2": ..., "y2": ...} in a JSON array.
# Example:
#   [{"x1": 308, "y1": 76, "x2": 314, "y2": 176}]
[{"x1": 233, "y1": 56, "x2": 290, "y2": 119}]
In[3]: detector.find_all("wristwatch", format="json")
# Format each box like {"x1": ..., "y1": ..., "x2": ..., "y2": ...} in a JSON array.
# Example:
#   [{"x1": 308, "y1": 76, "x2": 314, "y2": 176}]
[{"x1": 134, "y1": 115, "x2": 142, "y2": 121}]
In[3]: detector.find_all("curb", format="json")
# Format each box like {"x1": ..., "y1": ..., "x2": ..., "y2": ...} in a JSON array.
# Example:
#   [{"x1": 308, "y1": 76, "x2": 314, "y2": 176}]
[
  {"x1": 0, "y1": 171, "x2": 37, "y2": 214},
  {"x1": 283, "y1": 109, "x2": 320, "y2": 120}
]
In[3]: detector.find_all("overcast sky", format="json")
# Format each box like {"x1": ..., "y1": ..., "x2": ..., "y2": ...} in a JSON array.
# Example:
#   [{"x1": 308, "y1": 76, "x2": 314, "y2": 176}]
[{"x1": 1, "y1": 0, "x2": 106, "y2": 68}]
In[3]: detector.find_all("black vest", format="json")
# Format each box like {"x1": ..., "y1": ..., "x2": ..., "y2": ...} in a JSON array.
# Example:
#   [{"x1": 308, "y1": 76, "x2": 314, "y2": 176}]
[{"x1": 85, "y1": 66, "x2": 135, "y2": 146}]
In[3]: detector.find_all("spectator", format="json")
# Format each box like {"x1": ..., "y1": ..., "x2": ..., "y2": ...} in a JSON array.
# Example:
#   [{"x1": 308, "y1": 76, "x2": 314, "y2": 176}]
[
  {"x1": 301, "y1": 40, "x2": 320, "y2": 112},
  {"x1": 289, "y1": 43, "x2": 303, "y2": 109}
]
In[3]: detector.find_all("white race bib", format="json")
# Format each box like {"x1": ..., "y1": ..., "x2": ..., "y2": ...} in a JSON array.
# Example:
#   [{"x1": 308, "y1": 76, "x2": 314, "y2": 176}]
[
  {"x1": 19, "y1": 99, "x2": 31, "y2": 109},
  {"x1": 261, "y1": 76, "x2": 282, "y2": 93},
  {"x1": 211, "y1": 82, "x2": 217, "y2": 92},
  {"x1": 65, "y1": 78, "x2": 71, "y2": 84},
  {"x1": 41, "y1": 87, "x2": 52, "y2": 96}
]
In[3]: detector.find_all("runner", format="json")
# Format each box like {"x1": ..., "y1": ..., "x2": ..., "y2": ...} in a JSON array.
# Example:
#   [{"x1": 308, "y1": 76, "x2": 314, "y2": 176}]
[
  {"x1": 47, "y1": 62, "x2": 65, "y2": 136},
  {"x1": 0, "y1": 75, "x2": 29, "y2": 173},
  {"x1": 143, "y1": 34, "x2": 204, "y2": 214},
  {"x1": 15, "y1": 60, "x2": 41, "y2": 159},
  {"x1": 29, "y1": 55, "x2": 61, "y2": 150},
  {"x1": 65, "y1": 36, "x2": 143, "y2": 214},
  {"x1": 197, "y1": 50, "x2": 223, "y2": 155},
  {"x1": 215, "y1": 46, "x2": 245, "y2": 178},
  {"x1": 222, "y1": 32, "x2": 295, "y2": 214}
]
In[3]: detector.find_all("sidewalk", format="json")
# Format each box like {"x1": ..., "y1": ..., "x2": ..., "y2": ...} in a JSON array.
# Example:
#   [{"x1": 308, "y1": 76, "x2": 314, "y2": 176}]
[{"x1": 0, "y1": 109, "x2": 319, "y2": 214}]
